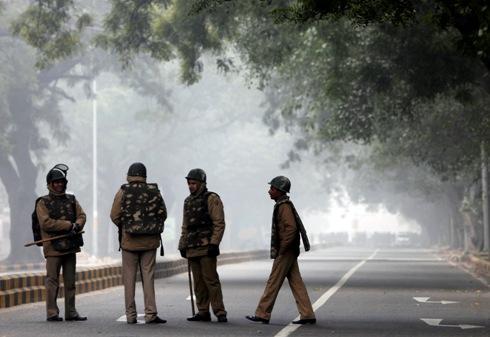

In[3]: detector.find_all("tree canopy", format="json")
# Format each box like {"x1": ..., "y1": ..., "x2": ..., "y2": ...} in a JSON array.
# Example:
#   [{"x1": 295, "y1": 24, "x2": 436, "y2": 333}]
[{"x1": 6, "y1": 0, "x2": 490, "y2": 251}]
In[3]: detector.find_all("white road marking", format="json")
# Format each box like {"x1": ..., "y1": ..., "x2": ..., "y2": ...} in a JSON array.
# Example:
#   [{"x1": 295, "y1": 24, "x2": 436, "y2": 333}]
[
  {"x1": 421, "y1": 318, "x2": 484, "y2": 330},
  {"x1": 413, "y1": 297, "x2": 458, "y2": 304},
  {"x1": 274, "y1": 249, "x2": 379, "y2": 337},
  {"x1": 116, "y1": 313, "x2": 145, "y2": 324},
  {"x1": 301, "y1": 257, "x2": 442, "y2": 262},
  {"x1": 186, "y1": 295, "x2": 196, "y2": 301}
]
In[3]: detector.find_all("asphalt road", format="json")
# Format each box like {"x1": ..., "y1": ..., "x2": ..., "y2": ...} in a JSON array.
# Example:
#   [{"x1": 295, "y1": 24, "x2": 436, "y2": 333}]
[{"x1": 0, "y1": 247, "x2": 488, "y2": 337}]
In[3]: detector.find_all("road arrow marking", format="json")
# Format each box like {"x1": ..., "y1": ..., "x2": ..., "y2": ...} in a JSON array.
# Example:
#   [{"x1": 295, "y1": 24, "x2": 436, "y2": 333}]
[
  {"x1": 414, "y1": 297, "x2": 458, "y2": 304},
  {"x1": 421, "y1": 318, "x2": 484, "y2": 330},
  {"x1": 116, "y1": 313, "x2": 145, "y2": 324}
]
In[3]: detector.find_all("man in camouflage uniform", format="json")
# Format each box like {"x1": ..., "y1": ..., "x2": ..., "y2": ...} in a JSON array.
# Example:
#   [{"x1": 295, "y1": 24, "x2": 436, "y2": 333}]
[
  {"x1": 110, "y1": 162, "x2": 167, "y2": 324},
  {"x1": 178, "y1": 168, "x2": 227, "y2": 323},
  {"x1": 36, "y1": 164, "x2": 87, "y2": 322},
  {"x1": 246, "y1": 176, "x2": 316, "y2": 325}
]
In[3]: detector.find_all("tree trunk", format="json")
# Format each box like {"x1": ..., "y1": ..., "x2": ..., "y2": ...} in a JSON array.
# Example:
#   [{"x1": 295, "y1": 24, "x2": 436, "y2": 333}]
[
  {"x1": 482, "y1": 141, "x2": 490, "y2": 252},
  {"x1": 0, "y1": 89, "x2": 43, "y2": 264}
]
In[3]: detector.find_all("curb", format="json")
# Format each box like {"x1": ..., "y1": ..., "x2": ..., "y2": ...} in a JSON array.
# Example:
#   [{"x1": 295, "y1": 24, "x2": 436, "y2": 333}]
[
  {"x1": 441, "y1": 249, "x2": 490, "y2": 284},
  {"x1": 0, "y1": 250, "x2": 268, "y2": 309}
]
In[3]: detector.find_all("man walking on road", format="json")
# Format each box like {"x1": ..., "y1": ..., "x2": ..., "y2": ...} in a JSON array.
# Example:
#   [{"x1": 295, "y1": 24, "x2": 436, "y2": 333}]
[
  {"x1": 246, "y1": 176, "x2": 316, "y2": 325},
  {"x1": 36, "y1": 164, "x2": 87, "y2": 322},
  {"x1": 110, "y1": 162, "x2": 167, "y2": 324},
  {"x1": 178, "y1": 168, "x2": 228, "y2": 323}
]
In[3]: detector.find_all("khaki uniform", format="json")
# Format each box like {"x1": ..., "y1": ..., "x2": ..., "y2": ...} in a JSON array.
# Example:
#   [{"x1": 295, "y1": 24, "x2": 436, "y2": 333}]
[
  {"x1": 178, "y1": 185, "x2": 226, "y2": 317},
  {"x1": 36, "y1": 188, "x2": 86, "y2": 319},
  {"x1": 110, "y1": 175, "x2": 167, "y2": 323},
  {"x1": 254, "y1": 196, "x2": 315, "y2": 320}
]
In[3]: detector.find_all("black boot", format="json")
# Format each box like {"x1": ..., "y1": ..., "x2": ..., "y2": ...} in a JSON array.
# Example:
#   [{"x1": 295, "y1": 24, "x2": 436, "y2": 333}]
[
  {"x1": 146, "y1": 316, "x2": 167, "y2": 324},
  {"x1": 292, "y1": 318, "x2": 316, "y2": 324},
  {"x1": 187, "y1": 313, "x2": 211, "y2": 322},
  {"x1": 47, "y1": 315, "x2": 63, "y2": 322},
  {"x1": 245, "y1": 315, "x2": 269, "y2": 324}
]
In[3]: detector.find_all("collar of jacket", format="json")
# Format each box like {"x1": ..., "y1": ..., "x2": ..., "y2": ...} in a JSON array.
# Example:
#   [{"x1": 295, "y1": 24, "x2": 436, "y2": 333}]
[
  {"x1": 190, "y1": 183, "x2": 208, "y2": 198},
  {"x1": 275, "y1": 194, "x2": 290, "y2": 205},
  {"x1": 126, "y1": 175, "x2": 146, "y2": 183}
]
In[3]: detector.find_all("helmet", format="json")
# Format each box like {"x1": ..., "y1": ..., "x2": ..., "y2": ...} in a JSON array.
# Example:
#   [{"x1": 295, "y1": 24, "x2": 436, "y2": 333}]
[
  {"x1": 185, "y1": 168, "x2": 207, "y2": 182},
  {"x1": 268, "y1": 176, "x2": 291, "y2": 193},
  {"x1": 46, "y1": 164, "x2": 68, "y2": 184},
  {"x1": 127, "y1": 162, "x2": 147, "y2": 177}
]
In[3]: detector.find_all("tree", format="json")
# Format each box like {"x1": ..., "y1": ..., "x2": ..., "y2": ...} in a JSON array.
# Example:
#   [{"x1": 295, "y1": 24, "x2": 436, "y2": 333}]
[
  {"x1": 0, "y1": 1, "x2": 174, "y2": 263},
  {"x1": 12, "y1": 0, "x2": 490, "y2": 249}
]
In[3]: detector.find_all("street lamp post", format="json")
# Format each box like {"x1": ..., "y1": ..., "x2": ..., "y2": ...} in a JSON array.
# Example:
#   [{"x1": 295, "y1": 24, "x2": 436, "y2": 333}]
[{"x1": 92, "y1": 78, "x2": 98, "y2": 257}]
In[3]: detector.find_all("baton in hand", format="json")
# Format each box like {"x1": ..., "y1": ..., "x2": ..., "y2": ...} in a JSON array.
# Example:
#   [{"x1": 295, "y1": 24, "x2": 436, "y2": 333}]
[{"x1": 24, "y1": 231, "x2": 85, "y2": 247}]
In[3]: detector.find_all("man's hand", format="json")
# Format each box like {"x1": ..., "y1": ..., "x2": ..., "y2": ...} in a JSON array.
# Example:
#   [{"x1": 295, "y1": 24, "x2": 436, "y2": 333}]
[
  {"x1": 179, "y1": 249, "x2": 187, "y2": 258},
  {"x1": 207, "y1": 244, "x2": 220, "y2": 257}
]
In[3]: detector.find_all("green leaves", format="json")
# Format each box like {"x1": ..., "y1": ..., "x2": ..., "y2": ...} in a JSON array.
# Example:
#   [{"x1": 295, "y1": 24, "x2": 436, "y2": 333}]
[{"x1": 11, "y1": 0, "x2": 92, "y2": 69}]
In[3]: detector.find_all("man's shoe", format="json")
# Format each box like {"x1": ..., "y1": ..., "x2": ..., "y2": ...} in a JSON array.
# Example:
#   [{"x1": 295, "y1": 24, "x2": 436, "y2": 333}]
[
  {"x1": 292, "y1": 318, "x2": 316, "y2": 324},
  {"x1": 146, "y1": 316, "x2": 167, "y2": 324},
  {"x1": 65, "y1": 315, "x2": 87, "y2": 321},
  {"x1": 47, "y1": 315, "x2": 63, "y2": 322},
  {"x1": 217, "y1": 315, "x2": 228, "y2": 323},
  {"x1": 127, "y1": 319, "x2": 137, "y2": 324},
  {"x1": 187, "y1": 313, "x2": 211, "y2": 322},
  {"x1": 245, "y1": 315, "x2": 269, "y2": 324}
]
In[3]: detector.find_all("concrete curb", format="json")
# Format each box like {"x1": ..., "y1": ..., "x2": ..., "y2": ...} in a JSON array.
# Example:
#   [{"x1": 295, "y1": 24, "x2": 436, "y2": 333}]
[
  {"x1": 441, "y1": 249, "x2": 490, "y2": 284},
  {"x1": 0, "y1": 250, "x2": 268, "y2": 309}
]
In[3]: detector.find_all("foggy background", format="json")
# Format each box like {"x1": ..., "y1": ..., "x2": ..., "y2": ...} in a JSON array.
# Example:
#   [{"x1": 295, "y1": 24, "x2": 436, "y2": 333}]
[
  {"x1": 0, "y1": 56, "x2": 421, "y2": 264},
  {"x1": 3, "y1": 0, "x2": 486, "y2": 267}
]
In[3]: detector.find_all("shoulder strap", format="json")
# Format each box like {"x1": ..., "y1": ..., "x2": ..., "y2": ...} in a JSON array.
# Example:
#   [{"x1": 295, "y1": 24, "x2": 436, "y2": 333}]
[{"x1": 66, "y1": 194, "x2": 77, "y2": 222}]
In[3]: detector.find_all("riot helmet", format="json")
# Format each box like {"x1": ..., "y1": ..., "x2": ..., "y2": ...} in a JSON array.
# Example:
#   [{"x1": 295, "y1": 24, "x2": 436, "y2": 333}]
[
  {"x1": 268, "y1": 176, "x2": 291, "y2": 193},
  {"x1": 185, "y1": 168, "x2": 207, "y2": 183},
  {"x1": 46, "y1": 163, "x2": 69, "y2": 184},
  {"x1": 127, "y1": 162, "x2": 147, "y2": 178}
]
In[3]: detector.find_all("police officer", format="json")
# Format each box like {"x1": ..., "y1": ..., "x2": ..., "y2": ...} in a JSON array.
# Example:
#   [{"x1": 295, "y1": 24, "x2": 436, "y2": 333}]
[
  {"x1": 178, "y1": 168, "x2": 227, "y2": 323},
  {"x1": 110, "y1": 162, "x2": 167, "y2": 324},
  {"x1": 246, "y1": 176, "x2": 316, "y2": 324},
  {"x1": 36, "y1": 164, "x2": 87, "y2": 322}
]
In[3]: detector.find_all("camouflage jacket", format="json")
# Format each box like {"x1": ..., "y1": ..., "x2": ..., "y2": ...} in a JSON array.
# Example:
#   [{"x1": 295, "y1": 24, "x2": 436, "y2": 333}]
[
  {"x1": 36, "y1": 188, "x2": 86, "y2": 258},
  {"x1": 178, "y1": 185, "x2": 225, "y2": 257}
]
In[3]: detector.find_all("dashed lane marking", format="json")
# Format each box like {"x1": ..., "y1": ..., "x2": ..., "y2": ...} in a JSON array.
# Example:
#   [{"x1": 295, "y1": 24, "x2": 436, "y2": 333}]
[{"x1": 274, "y1": 249, "x2": 379, "y2": 337}]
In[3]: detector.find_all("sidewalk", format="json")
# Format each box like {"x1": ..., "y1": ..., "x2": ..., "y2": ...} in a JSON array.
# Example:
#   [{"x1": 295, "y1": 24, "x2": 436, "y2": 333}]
[
  {"x1": 441, "y1": 249, "x2": 490, "y2": 285},
  {"x1": 0, "y1": 250, "x2": 268, "y2": 309}
]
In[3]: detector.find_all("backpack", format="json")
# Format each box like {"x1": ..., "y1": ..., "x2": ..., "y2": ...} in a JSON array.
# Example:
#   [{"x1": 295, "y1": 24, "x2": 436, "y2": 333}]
[
  {"x1": 31, "y1": 197, "x2": 43, "y2": 246},
  {"x1": 120, "y1": 182, "x2": 166, "y2": 235}
]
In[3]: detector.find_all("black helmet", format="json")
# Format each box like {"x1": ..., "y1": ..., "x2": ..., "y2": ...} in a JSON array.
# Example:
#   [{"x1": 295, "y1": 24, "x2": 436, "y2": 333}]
[
  {"x1": 269, "y1": 176, "x2": 291, "y2": 193},
  {"x1": 127, "y1": 162, "x2": 147, "y2": 177},
  {"x1": 186, "y1": 168, "x2": 207, "y2": 182},
  {"x1": 46, "y1": 164, "x2": 69, "y2": 184}
]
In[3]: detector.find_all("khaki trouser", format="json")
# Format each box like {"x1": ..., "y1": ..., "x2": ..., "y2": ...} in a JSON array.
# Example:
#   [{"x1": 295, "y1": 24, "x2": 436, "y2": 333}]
[
  {"x1": 122, "y1": 249, "x2": 157, "y2": 322},
  {"x1": 255, "y1": 250, "x2": 315, "y2": 320},
  {"x1": 189, "y1": 256, "x2": 226, "y2": 317},
  {"x1": 45, "y1": 253, "x2": 78, "y2": 319}
]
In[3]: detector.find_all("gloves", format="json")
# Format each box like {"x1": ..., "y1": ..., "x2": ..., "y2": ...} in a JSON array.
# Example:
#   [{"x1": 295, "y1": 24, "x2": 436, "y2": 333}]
[
  {"x1": 179, "y1": 249, "x2": 187, "y2": 258},
  {"x1": 207, "y1": 244, "x2": 220, "y2": 257},
  {"x1": 68, "y1": 224, "x2": 77, "y2": 238}
]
